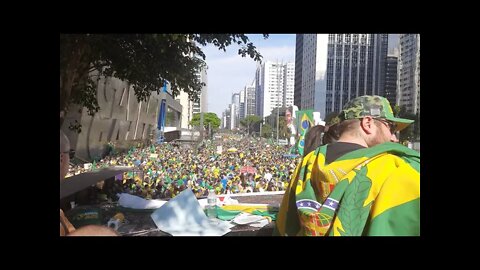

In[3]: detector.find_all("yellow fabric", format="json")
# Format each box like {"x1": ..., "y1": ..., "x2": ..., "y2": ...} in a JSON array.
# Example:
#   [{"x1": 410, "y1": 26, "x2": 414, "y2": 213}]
[
  {"x1": 222, "y1": 204, "x2": 270, "y2": 212},
  {"x1": 276, "y1": 143, "x2": 420, "y2": 236}
]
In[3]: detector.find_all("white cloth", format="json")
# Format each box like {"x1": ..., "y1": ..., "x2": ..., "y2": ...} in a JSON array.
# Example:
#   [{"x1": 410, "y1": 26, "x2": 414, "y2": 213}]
[
  {"x1": 151, "y1": 188, "x2": 233, "y2": 236},
  {"x1": 231, "y1": 212, "x2": 269, "y2": 228},
  {"x1": 117, "y1": 193, "x2": 167, "y2": 209}
]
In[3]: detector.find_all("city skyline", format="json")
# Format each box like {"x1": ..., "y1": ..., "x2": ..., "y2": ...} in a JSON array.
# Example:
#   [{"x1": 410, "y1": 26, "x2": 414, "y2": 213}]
[
  {"x1": 203, "y1": 34, "x2": 296, "y2": 117},
  {"x1": 204, "y1": 34, "x2": 402, "y2": 119}
]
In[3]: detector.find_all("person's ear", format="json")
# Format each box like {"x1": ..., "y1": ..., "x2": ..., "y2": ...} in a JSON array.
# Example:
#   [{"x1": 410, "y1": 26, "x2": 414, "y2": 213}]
[{"x1": 359, "y1": 117, "x2": 375, "y2": 135}]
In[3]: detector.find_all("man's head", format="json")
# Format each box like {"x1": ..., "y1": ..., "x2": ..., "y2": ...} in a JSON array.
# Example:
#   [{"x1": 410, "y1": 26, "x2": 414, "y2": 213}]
[
  {"x1": 336, "y1": 95, "x2": 414, "y2": 147},
  {"x1": 60, "y1": 130, "x2": 71, "y2": 181}
]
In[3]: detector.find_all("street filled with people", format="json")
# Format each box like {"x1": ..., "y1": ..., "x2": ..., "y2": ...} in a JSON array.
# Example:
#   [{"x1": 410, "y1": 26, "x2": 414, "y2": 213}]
[{"x1": 66, "y1": 134, "x2": 299, "y2": 200}]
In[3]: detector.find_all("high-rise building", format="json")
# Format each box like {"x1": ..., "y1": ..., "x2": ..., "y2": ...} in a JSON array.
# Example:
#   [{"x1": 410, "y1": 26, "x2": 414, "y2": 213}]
[
  {"x1": 255, "y1": 66, "x2": 263, "y2": 117},
  {"x1": 398, "y1": 34, "x2": 420, "y2": 115},
  {"x1": 179, "y1": 67, "x2": 208, "y2": 129},
  {"x1": 229, "y1": 103, "x2": 236, "y2": 130},
  {"x1": 192, "y1": 67, "x2": 208, "y2": 114},
  {"x1": 255, "y1": 61, "x2": 295, "y2": 118},
  {"x1": 283, "y1": 62, "x2": 295, "y2": 108},
  {"x1": 177, "y1": 90, "x2": 193, "y2": 129},
  {"x1": 232, "y1": 93, "x2": 240, "y2": 113},
  {"x1": 300, "y1": 34, "x2": 327, "y2": 115},
  {"x1": 294, "y1": 34, "x2": 304, "y2": 110},
  {"x1": 223, "y1": 108, "x2": 231, "y2": 129},
  {"x1": 385, "y1": 56, "x2": 398, "y2": 106},
  {"x1": 245, "y1": 83, "x2": 256, "y2": 117},
  {"x1": 221, "y1": 110, "x2": 227, "y2": 129},
  {"x1": 388, "y1": 34, "x2": 400, "y2": 57},
  {"x1": 298, "y1": 34, "x2": 388, "y2": 118},
  {"x1": 232, "y1": 93, "x2": 240, "y2": 128},
  {"x1": 239, "y1": 89, "x2": 246, "y2": 120}
]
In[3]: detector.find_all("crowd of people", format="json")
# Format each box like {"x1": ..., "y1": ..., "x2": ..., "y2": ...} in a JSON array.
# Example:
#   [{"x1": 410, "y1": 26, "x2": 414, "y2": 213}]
[
  {"x1": 66, "y1": 135, "x2": 299, "y2": 200},
  {"x1": 61, "y1": 94, "x2": 420, "y2": 236}
]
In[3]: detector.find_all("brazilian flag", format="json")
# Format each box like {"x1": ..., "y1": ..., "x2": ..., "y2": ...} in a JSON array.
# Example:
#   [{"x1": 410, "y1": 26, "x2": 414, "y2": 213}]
[
  {"x1": 275, "y1": 142, "x2": 420, "y2": 236},
  {"x1": 296, "y1": 130, "x2": 306, "y2": 156},
  {"x1": 295, "y1": 110, "x2": 314, "y2": 156}
]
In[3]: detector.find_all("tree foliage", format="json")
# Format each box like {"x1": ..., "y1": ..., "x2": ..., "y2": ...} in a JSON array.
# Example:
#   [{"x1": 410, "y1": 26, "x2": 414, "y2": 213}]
[
  {"x1": 393, "y1": 105, "x2": 401, "y2": 117},
  {"x1": 396, "y1": 105, "x2": 419, "y2": 142},
  {"x1": 240, "y1": 115, "x2": 262, "y2": 135},
  {"x1": 261, "y1": 124, "x2": 273, "y2": 138},
  {"x1": 279, "y1": 117, "x2": 290, "y2": 139},
  {"x1": 60, "y1": 34, "x2": 268, "y2": 127},
  {"x1": 190, "y1": 112, "x2": 221, "y2": 129}
]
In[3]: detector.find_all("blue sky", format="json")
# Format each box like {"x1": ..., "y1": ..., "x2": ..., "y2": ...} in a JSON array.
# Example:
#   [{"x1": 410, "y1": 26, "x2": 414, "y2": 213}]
[
  {"x1": 202, "y1": 34, "x2": 399, "y2": 117},
  {"x1": 202, "y1": 34, "x2": 296, "y2": 117}
]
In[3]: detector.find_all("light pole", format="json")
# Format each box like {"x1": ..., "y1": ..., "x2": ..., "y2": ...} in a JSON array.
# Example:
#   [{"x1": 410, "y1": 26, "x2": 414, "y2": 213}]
[
  {"x1": 276, "y1": 61, "x2": 282, "y2": 144},
  {"x1": 196, "y1": 111, "x2": 204, "y2": 153},
  {"x1": 200, "y1": 111, "x2": 204, "y2": 141}
]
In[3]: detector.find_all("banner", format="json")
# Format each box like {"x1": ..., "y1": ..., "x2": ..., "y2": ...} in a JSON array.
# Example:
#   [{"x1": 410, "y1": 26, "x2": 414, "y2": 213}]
[
  {"x1": 158, "y1": 99, "x2": 166, "y2": 131},
  {"x1": 296, "y1": 110, "x2": 314, "y2": 137},
  {"x1": 295, "y1": 110, "x2": 314, "y2": 156}
]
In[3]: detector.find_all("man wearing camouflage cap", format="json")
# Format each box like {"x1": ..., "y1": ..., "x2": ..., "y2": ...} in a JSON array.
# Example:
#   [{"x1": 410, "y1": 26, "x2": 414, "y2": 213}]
[{"x1": 275, "y1": 95, "x2": 420, "y2": 236}]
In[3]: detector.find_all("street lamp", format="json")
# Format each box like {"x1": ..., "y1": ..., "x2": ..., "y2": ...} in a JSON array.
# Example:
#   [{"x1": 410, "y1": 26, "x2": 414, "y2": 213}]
[{"x1": 276, "y1": 61, "x2": 281, "y2": 144}]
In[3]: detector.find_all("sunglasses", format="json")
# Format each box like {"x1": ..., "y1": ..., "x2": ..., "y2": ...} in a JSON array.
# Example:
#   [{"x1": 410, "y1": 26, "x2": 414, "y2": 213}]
[
  {"x1": 61, "y1": 149, "x2": 76, "y2": 159},
  {"x1": 374, "y1": 118, "x2": 397, "y2": 134}
]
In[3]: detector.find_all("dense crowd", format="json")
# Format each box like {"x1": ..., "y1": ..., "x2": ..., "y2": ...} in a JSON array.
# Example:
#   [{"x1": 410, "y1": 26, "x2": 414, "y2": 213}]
[{"x1": 67, "y1": 135, "x2": 299, "y2": 200}]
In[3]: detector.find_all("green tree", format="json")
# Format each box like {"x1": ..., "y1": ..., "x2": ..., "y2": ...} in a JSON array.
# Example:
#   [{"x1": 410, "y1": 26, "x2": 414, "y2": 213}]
[
  {"x1": 397, "y1": 105, "x2": 417, "y2": 142},
  {"x1": 60, "y1": 34, "x2": 268, "y2": 127},
  {"x1": 413, "y1": 113, "x2": 420, "y2": 141},
  {"x1": 279, "y1": 116, "x2": 290, "y2": 139},
  {"x1": 261, "y1": 124, "x2": 273, "y2": 138},
  {"x1": 393, "y1": 105, "x2": 401, "y2": 117},
  {"x1": 240, "y1": 115, "x2": 262, "y2": 135},
  {"x1": 265, "y1": 107, "x2": 290, "y2": 139},
  {"x1": 190, "y1": 112, "x2": 220, "y2": 130}
]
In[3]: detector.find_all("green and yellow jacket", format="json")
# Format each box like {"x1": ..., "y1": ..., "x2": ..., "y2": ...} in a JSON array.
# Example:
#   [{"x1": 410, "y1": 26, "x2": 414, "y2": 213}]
[{"x1": 275, "y1": 142, "x2": 420, "y2": 236}]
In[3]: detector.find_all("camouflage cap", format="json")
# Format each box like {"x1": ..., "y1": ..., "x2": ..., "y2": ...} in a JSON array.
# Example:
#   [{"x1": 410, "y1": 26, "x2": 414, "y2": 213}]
[{"x1": 339, "y1": 95, "x2": 414, "y2": 132}]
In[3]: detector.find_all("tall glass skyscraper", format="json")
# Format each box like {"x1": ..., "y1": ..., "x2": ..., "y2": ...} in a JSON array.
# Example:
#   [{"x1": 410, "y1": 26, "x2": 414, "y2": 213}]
[
  {"x1": 398, "y1": 34, "x2": 420, "y2": 115},
  {"x1": 296, "y1": 34, "x2": 388, "y2": 118}
]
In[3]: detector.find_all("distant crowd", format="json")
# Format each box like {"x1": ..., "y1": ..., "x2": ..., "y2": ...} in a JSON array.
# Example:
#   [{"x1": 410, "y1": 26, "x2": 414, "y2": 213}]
[{"x1": 67, "y1": 135, "x2": 299, "y2": 200}]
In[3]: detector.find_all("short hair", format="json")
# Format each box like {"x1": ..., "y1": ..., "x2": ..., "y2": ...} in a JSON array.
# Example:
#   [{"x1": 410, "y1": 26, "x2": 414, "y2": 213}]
[
  {"x1": 60, "y1": 130, "x2": 70, "y2": 152},
  {"x1": 337, "y1": 119, "x2": 361, "y2": 137}
]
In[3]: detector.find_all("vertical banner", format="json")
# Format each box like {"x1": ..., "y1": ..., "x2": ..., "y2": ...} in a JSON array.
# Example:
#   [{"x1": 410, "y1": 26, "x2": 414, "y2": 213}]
[
  {"x1": 158, "y1": 99, "x2": 166, "y2": 130},
  {"x1": 162, "y1": 82, "x2": 168, "y2": 93},
  {"x1": 157, "y1": 99, "x2": 166, "y2": 143},
  {"x1": 295, "y1": 110, "x2": 314, "y2": 156}
]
